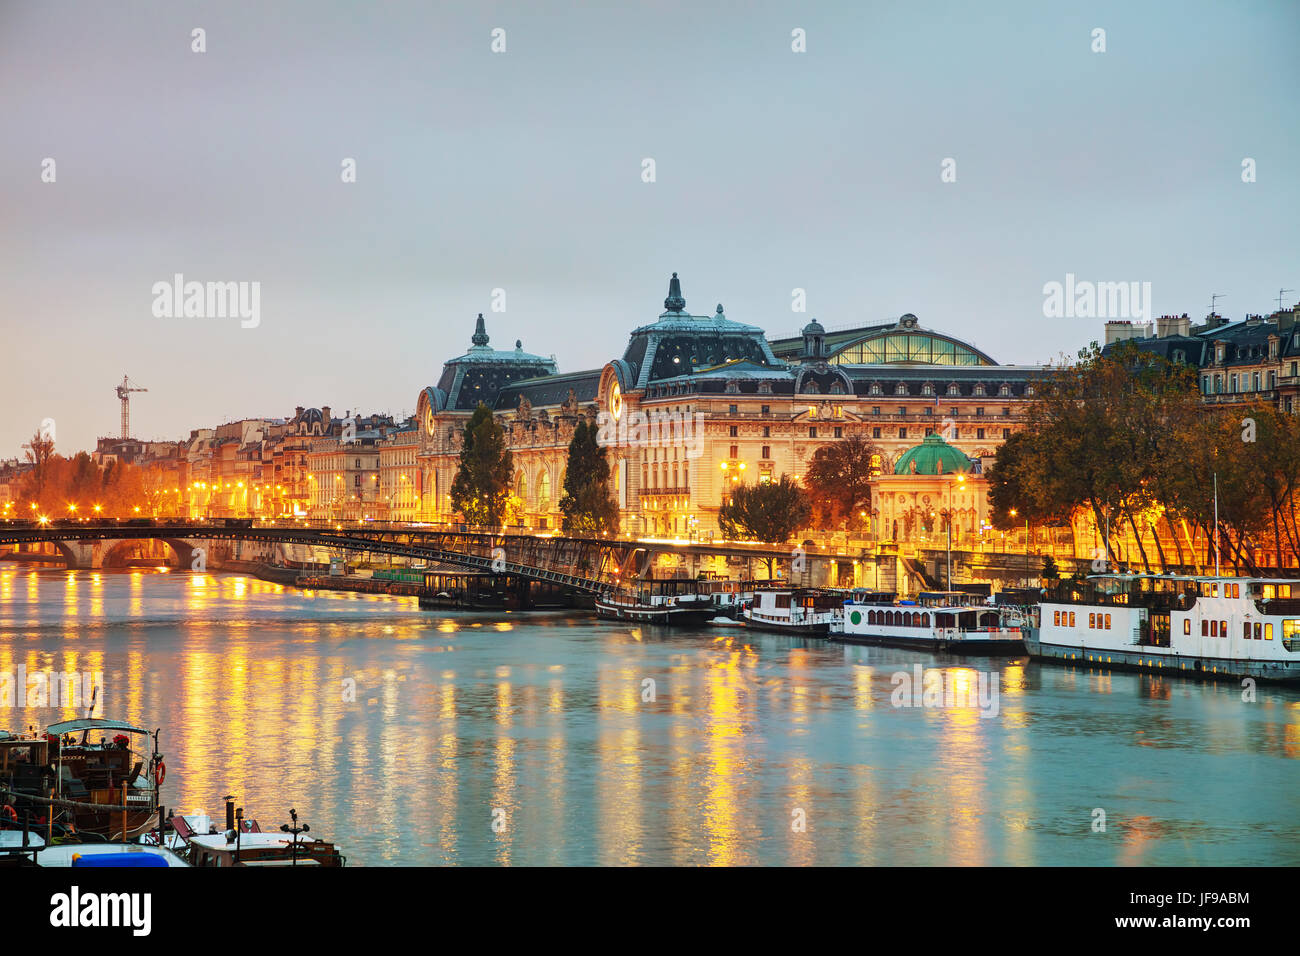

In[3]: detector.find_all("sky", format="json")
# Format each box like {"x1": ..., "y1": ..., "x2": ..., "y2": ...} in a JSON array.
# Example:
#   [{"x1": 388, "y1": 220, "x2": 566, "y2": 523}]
[{"x1": 2, "y1": 0, "x2": 1298, "y2": 457}]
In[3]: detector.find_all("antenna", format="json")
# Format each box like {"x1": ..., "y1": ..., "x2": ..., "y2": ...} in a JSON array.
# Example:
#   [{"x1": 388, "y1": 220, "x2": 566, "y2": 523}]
[
  {"x1": 1210, "y1": 293, "x2": 1225, "y2": 315},
  {"x1": 1278, "y1": 288, "x2": 1295, "y2": 312}
]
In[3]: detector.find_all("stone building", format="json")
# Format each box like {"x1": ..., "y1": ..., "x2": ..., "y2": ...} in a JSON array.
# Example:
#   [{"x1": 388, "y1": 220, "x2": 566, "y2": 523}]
[{"x1": 413, "y1": 274, "x2": 1049, "y2": 537}]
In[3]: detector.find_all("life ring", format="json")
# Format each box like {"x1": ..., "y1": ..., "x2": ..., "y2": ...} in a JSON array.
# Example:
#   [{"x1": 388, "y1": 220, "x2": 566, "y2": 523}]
[
  {"x1": 1, "y1": 805, "x2": 16, "y2": 823},
  {"x1": 154, "y1": 760, "x2": 166, "y2": 786}
]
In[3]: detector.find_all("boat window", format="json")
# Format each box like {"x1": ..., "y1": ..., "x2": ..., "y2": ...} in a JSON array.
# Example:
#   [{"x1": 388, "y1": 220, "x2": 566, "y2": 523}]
[
  {"x1": 1089, "y1": 613, "x2": 1095, "y2": 628},
  {"x1": 1053, "y1": 610, "x2": 1060, "y2": 626},
  {"x1": 1282, "y1": 585, "x2": 1293, "y2": 599},
  {"x1": 1243, "y1": 623, "x2": 1251, "y2": 640},
  {"x1": 1266, "y1": 623, "x2": 1274, "y2": 640},
  {"x1": 1211, "y1": 583, "x2": 1218, "y2": 597},
  {"x1": 1183, "y1": 619, "x2": 1190, "y2": 635},
  {"x1": 1255, "y1": 622, "x2": 1262, "y2": 639},
  {"x1": 1284, "y1": 620, "x2": 1300, "y2": 643},
  {"x1": 1263, "y1": 585, "x2": 1276, "y2": 600},
  {"x1": 1105, "y1": 613, "x2": 1111, "y2": 629},
  {"x1": 1211, "y1": 620, "x2": 1218, "y2": 637},
  {"x1": 1069, "y1": 612, "x2": 1076, "y2": 627},
  {"x1": 1220, "y1": 620, "x2": 1227, "y2": 638},
  {"x1": 1202, "y1": 620, "x2": 1209, "y2": 637}
]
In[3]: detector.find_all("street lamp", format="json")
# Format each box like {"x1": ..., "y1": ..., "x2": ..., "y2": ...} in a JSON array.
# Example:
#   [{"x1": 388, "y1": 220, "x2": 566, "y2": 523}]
[{"x1": 1010, "y1": 508, "x2": 1029, "y2": 587}]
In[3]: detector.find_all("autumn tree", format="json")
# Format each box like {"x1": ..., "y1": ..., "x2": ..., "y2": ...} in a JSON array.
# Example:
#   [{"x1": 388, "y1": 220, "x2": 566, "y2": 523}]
[
  {"x1": 803, "y1": 434, "x2": 884, "y2": 532},
  {"x1": 449, "y1": 404, "x2": 514, "y2": 526},
  {"x1": 718, "y1": 475, "x2": 811, "y2": 544}
]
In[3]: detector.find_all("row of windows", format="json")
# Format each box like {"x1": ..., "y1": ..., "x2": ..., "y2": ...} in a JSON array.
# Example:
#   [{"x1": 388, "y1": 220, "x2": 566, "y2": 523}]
[
  {"x1": 1203, "y1": 371, "x2": 1278, "y2": 394},
  {"x1": 870, "y1": 426, "x2": 1009, "y2": 441},
  {"x1": 871, "y1": 407, "x2": 1009, "y2": 417},
  {"x1": 1195, "y1": 619, "x2": 1274, "y2": 639}
]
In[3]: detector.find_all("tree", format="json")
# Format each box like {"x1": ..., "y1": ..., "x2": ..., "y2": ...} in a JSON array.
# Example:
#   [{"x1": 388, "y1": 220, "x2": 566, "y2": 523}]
[
  {"x1": 803, "y1": 434, "x2": 884, "y2": 532},
  {"x1": 1041, "y1": 555, "x2": 1060, "y2": 581},
  {"x1": 23, "y1": 426, "x2": 54, "y2": 499},
  {"x1": 449, "y1": 404, "x2": 513, "y2": 526},
  {"x1": 559, "y1": 420, "x2": 619, "y2": 535},
  {"x1": 717, "y1": 475, "x2": 811, "y2": 544}
]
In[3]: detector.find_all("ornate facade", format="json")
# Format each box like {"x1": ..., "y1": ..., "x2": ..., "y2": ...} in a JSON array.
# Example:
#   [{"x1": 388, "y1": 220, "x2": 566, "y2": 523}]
[{"x1": 414, "y1": 275, "x2": 1051, "y2": 537}]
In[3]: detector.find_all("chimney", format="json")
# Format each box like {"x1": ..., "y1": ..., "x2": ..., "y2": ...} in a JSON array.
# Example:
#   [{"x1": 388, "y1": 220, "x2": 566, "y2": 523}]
[
  {"x1": 1104, "y1": 320, "x2": 1144, "y2": 345},
  {"x1": 294, "y1": 406, "x2": 304, "y2": 417},
  {"x1": 321, "y1": 405, "x2": 332, "y2": 424}
]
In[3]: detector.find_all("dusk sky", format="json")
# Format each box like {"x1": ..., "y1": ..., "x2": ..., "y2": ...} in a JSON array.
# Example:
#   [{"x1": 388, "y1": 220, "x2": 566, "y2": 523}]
[{"x1": 2, "y1": 0, "x2": 1297, "y2": 457}]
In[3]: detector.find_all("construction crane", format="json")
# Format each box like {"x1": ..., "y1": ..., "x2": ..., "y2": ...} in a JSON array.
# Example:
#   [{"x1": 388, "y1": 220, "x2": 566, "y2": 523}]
[{"x1": 115, "y1": 375, "x2": 147, "y2": 440}]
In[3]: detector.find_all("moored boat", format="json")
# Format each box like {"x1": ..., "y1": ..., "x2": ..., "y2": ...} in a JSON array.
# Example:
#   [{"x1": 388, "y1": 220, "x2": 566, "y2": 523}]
[
  {"x1": 0, "y1": 717, "x2": 163, "y2": 841},
  {"x1": 832, "y1": 590, "x2": 1028, "y2": 654},
  {"x1": 1024, "y1": 574, "x2": 1300, "y2": 682},
  {"x1": 595, "y1": 578, "x2": 719, "y2": 626},
  {"x1": 743, "y1": 586, "x2": 848, "y2": 636},
  {"x1": 155, "y1": 800, "x2": 345, "y2": 867}
]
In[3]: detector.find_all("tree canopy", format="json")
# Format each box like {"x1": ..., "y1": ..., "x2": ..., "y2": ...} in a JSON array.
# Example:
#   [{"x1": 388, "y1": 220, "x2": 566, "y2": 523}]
[
  {"x1": 559, "y1": 420, "x2": 619, "y2": 535},
  {"x1": 802, "y1": 434, "x2": 883, "y2": 531},
  {"x1": 449, "y1": 404, "x2": 514, "y2": 526},
  {"x1": 717, "y1": 475, "x2": 812, "y2": 544}
]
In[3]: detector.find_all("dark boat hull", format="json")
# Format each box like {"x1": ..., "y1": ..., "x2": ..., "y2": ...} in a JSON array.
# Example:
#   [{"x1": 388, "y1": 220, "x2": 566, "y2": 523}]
[{"x1": 594, "y1": 600, "x2": 714, "y2": 626}]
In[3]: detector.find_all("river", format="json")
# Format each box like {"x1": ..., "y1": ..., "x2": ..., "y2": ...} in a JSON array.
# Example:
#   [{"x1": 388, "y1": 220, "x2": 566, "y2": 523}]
[{"x1": 1, "y1": 565, "x2": 1297, "y2": 865}]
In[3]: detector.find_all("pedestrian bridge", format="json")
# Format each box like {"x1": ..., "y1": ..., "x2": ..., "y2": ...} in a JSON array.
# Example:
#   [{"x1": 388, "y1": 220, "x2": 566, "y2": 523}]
[{"x1": 0, "y1": 520, "x2": 804, "y2": 595}]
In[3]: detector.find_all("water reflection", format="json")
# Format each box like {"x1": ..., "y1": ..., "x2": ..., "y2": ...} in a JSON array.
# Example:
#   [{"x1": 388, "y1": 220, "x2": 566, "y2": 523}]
[{"x1": 0, "y1": 566, "x2": 1298, "y2": 865}]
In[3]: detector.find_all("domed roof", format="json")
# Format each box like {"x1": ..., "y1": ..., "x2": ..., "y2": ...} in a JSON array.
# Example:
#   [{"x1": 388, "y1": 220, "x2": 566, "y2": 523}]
[
  {"x1": 802, "y1": 318, "x2": 825, "y2": 335},
  {"x1": 893, "y1": 433, "x2": 972, "y2": 476}
]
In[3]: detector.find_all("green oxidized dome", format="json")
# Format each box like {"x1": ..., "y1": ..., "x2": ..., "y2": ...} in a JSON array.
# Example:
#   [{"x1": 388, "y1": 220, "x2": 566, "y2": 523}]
[{"x1": 892, "y1": 433, "x2": 972, "y2": 476}]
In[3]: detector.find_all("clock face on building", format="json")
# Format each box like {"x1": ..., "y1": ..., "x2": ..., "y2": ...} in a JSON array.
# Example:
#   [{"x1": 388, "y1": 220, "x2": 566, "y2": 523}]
[
  {"x1": 423, "y1": 403, "x2": 436, "y2": 436},
  {"x1": 609, "y1": 382, "x2": 622, "y2": 420}
]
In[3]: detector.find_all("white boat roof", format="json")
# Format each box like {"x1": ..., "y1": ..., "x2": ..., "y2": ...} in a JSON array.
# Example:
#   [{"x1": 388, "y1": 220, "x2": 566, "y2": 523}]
[
  {"x1": 0, "y1": 831, "x2": 45, "y2": 849},
  {"x1": 46, "y1": 717, "x2": 150, "y2": 736},
  {"x1": 35, "y1": 843, "x2": 189, "y2": 867},
  {"x1": 187, "y1": 832, "x2": 321, "y2": 851}
]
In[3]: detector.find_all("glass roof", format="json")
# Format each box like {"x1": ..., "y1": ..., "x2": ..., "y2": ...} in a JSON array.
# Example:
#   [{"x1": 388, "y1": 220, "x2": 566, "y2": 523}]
[{"x1": 828, "y1": 330, "x2": 995, "y2": 366}]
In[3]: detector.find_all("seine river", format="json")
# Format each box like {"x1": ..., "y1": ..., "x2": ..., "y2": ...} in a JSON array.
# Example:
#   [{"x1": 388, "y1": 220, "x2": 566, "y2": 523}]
[{"x1": 2, "y1": 565, "x2": 1298, "y2": 866}]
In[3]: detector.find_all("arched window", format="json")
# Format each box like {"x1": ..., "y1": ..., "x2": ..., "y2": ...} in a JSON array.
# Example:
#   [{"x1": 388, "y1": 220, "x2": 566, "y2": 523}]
[
  {"x1": 538, "y1": 471, "x2": 551, "y2": 511},
  {"x1": 947, "y1": 383, "x2": 960, "y2": 396}
]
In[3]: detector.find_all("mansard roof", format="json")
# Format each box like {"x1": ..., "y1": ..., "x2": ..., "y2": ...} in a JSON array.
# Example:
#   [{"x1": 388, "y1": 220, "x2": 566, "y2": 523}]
[
  {"x1": 434, "y1": 314, "x2": 559, "y2": 411},
  {"x1": 619, "y1": 276, "x2": 782, "y2": 389},
  {"x1": 494, "y1": 369, "x2": 602, "y2": 411}
]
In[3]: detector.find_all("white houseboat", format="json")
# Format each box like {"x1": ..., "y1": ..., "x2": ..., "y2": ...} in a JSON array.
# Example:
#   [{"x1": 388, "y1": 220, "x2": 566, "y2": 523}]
[
  {"x1": 832, "y1": 590, "x2": 1028, "y2": 654},
  {"x1": 743, "y1": 587, "x2": 850, "y2": 636},
  {"x1": 1023, "y1": 574, "x2": 1300, "y2": 682}
]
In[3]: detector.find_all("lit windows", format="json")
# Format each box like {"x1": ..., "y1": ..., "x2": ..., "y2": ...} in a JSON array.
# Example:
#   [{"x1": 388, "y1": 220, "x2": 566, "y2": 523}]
[{"x1": 1183, "y1": 619, "x2": 1190, "y2": 635}]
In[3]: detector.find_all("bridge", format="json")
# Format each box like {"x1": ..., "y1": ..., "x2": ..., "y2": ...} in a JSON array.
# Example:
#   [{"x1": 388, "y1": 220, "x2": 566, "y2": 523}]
[{"x1": 0, "y1": 521, "x2": 807, "y2": 595}]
